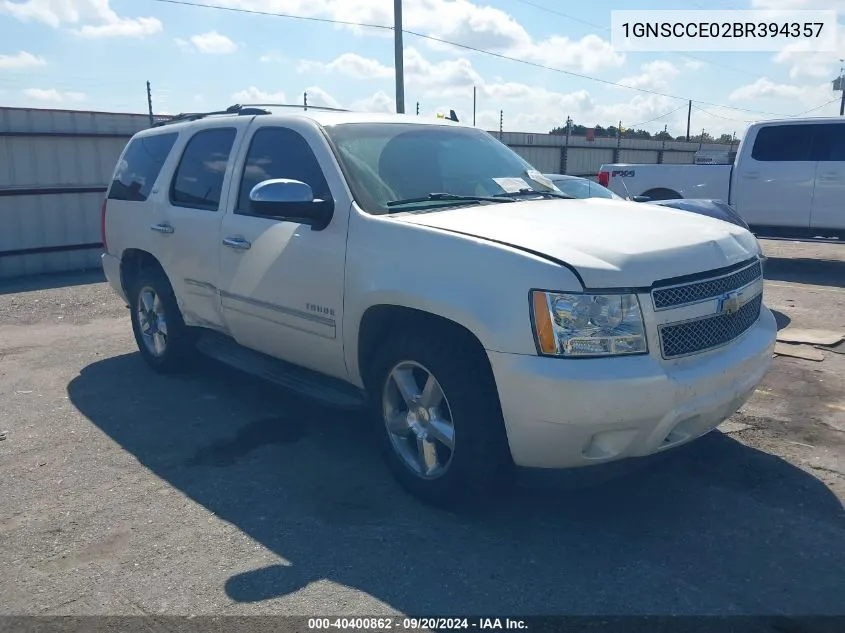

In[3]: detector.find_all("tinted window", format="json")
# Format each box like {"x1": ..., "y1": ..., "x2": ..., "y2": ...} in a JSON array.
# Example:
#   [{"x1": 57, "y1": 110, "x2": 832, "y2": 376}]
[
  {"x1": 170, "y1": 128, "x2": 237, "y2": 211},
  {"x1": 750, "y1": 124, "x2": 813, "y2": 162},
  {"x1": 108, "y1": 132, "x2": 177, "y2": 202},
  {"x1": 807, "y1": 123, "x2": 845, "y2": 161},
  {"x1": 237, "y1": 127, "x2": 330, "y2": 214}
]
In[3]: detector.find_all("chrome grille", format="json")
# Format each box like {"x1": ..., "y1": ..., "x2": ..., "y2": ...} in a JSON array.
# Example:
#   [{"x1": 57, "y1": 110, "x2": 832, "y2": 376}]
[
  {"x1": 659, "y1": 294, "x2": 762, "y2": 359},
  {"x1": 652, "y1": 260, "x2": 762, "y2": 310}
]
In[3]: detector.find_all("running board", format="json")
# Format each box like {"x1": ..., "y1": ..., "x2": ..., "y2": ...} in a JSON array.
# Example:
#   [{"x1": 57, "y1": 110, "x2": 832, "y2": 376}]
[{"x1": 195, "y1": 331, "x2": 367, "y2": 410}]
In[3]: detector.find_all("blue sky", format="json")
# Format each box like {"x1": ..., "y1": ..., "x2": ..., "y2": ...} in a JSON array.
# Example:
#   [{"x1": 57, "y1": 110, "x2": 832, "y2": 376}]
[{"x1": 0, "y1": 0, "x2": 842, "y2": 137}]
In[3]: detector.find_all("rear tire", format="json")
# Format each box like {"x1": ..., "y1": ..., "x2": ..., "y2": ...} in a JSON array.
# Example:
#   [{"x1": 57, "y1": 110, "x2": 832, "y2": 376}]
[
  {"x1": 367, "y1": 328, "x2": 514, "y2": 508},
  {"x1": 129, "y1": 267, "x2": 196, "y2": 373}
]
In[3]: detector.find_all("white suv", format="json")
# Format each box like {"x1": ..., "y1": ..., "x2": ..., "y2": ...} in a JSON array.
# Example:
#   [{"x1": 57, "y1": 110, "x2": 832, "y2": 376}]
[{"x1": 100, "y1": 104, "x2": 777, "y2": 506}]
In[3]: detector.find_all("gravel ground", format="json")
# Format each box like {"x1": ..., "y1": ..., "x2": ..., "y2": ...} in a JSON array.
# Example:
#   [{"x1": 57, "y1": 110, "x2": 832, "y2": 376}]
[{"x1": 0, "y1": 241, "x2": 844, "y2": 618}]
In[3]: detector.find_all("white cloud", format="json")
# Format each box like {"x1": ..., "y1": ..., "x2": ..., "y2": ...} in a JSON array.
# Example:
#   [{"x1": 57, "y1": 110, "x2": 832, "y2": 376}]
[
  {"x1": 231, "y1": 86, "x2": 286, "y2": 102},
  {"x1": 404, "y1": 47, "x2": 484, "y2": 96},
  {"x1": 298, "y1": 52, "x2": 393, "y2": 79},
  {"x1": 618, "y1": 60, "x2": 680, "y2": 92},
  {"x1": 2, "y1": 0, "x2": 162, "y2": 38},
  {"x1": 260, "y1": 51, "x2": 286, "y2": 63},
  {"x1": 304, "y1": 86, "x2": 342, "y2": 109},
  {"x1": 23, "y1": 87, "x2": 86, "y2": 103},
  {"x1": 728, "y1": 77, "x2": 828, "y2": 103},
  {"x1": 350, "y1": 90, "x2": 395, "y2": 113},
  {"x1": 771, "y1": 24, "x2": 845, "y2": 80},
  {"x1": 201, "y1": 0, "x2": 625, "y2": 73},
  {"x1": 190, "y1": 31, "x2": 238, "y2": 54},
  {"x1": 76, "y1": 16, "x2": 162, "y2": 38},
  {"x1": 0, "y1": 51, "x2": 46, "y2": 70}
]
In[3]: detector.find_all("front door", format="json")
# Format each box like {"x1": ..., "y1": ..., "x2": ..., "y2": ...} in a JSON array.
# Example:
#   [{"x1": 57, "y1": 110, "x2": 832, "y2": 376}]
[
  {"x1": 732, "y1": 123, "x2": 817, "y2": 229},
  {"x1": 216, "y1": 121, "x2": 350, "y2": 381}
]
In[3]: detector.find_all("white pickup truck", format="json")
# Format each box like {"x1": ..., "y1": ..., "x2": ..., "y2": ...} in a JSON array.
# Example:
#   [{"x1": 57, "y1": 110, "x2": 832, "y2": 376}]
[
  {"x1": 100, "y1": 104, "x2": 776, "y2": 507},
  {"x1": 599, "y1": 117, "x2": 845, "y2": 237}
]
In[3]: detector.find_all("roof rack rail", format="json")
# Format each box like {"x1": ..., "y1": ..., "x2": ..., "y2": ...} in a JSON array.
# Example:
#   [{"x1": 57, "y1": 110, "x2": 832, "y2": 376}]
[
  {"x1": 236, "y1": 103, "x2": 352, "y2": 113},
  {"x1": 151, "y1": 102, "x2": 353, "y2": 128}
]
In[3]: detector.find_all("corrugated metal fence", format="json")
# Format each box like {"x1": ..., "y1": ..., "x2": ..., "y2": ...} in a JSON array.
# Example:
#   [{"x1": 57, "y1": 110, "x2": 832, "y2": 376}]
[{"x1": 0, "y1": 106, "x2": 733, "y2": 279}]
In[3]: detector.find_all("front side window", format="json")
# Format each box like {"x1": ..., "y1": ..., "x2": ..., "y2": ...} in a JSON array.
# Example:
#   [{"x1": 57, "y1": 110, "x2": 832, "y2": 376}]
[
  {"x1": 170, "y1": 127, "x2": 237, "y2": 211},
  {"x1": 236, "y1": 127, "x2": 331, "y2": 214},
  {"x1": 322, "y1": 123, "x2": 549, "y2": 214},
  {"x1": 109, "y1": 132, "x2": 178, "y2": 202}
]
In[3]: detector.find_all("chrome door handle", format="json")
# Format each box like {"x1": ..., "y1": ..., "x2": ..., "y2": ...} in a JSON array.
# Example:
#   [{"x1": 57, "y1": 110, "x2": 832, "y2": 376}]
[
  {"x1": 819, "y1": 172, "x2": 839, "y2": 181},
  {"x1": 150, "y1": 223, "x2": 174, "y2": 234},
  {"x1": 741, "y1": 172, "x2": 759, "y2": 179},
  {"x1": 222, "y1": 236, "x2": 251, "y2": 250}
]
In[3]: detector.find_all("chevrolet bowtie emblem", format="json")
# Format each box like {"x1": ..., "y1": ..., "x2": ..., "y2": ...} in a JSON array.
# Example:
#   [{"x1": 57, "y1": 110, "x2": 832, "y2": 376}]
[{"x1": 718, "y1": 291, "x2": 743, "y2": 315}]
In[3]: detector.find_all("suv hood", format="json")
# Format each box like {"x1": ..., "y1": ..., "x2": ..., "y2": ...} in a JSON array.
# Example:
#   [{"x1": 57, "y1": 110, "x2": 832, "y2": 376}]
[{"x1": 395, "y1": 197, "x2": 759, "y2": 288}]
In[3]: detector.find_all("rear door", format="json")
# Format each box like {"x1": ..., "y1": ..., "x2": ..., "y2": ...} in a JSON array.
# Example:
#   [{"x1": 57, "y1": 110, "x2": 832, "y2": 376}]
[
  {"x1": 732, "y1": 123, "x2": 817, "y2": 228},
  {"x1": 157, "y1": 119, "x2": 251, "y2": 331},
  {"x1": 809, "y1": 121, "x2": 845, "y2": 231}
]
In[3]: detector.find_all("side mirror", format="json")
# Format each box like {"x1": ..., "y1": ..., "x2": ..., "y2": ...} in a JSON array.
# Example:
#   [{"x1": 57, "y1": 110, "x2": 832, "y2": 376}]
[
  {"x1": 632, "y1": 195, "x2": 651, "y2": 203},
  {"x1": 249, "y1": 178, "x2": 334, "y2": 231}
]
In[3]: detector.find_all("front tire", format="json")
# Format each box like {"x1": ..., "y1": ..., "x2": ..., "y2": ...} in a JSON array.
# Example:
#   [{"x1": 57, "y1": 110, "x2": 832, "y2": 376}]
[
  {"x1": 367, "y1": 329, "x2": 514, "y2": 507},
  {"x1": 129, "y1": 267, "x2": 196, "y2": 373}
]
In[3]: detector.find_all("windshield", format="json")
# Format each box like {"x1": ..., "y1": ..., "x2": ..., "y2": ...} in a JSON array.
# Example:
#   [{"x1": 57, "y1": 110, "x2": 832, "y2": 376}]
[
  {"x1": 549, "y1": 177, "x2": 621, "y2": 200},
  {"x1": 322, "y1": 123, "x2": 558, "y2": 214}
]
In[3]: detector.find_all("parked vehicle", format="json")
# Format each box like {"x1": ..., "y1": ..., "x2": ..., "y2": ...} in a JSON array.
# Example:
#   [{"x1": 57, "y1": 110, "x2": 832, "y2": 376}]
[
  {"x1": 543, "y1": 173, "x2": 765, "y2": 262},
  {"x1": 542, "y1": 173, "x2": 623, "y2": 200},
  {"x1": 100, "y1": 104, "x2": 776, "y2": 506},
  {"x1": 598, "y1": 117, "x2": 845, "y2": 237}
]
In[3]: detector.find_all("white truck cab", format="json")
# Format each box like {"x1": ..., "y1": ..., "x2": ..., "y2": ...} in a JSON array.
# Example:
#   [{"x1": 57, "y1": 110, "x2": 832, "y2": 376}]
[
  {"x1": 100, "y1": 104, "x2": 776, "y2": 506},
  {"x1": 599, "y1": 117, "x2": 845, "y2": 238}
]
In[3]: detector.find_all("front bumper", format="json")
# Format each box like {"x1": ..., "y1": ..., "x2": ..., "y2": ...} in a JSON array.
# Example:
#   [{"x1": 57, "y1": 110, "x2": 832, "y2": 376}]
[{"x1": 488, "y1": 305, "x2": 777, "y2": 469}]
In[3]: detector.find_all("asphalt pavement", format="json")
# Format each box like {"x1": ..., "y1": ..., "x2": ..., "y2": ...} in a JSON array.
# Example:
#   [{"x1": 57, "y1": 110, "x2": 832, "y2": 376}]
[{"x1": 1, "y1": 239, "x2": 843, "y2": 617}]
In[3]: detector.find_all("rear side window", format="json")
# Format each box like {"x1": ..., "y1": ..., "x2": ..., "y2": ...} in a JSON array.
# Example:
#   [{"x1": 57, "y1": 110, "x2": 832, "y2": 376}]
[
  {"x1": 109, "y1": 132, "x2": 178, "y2": 202},
  {"x1": 750, "y1": 125, "x2": 813, "y2": 162},
  {"x1": 170, "y1": 128, "x2": 237, "y2": 211},
  {"x1": 236, "y1": 127, "x2": 331, "y2": 214},
  {"x1": 807, "y1": 123, "x2": 845, "y2": 161}
]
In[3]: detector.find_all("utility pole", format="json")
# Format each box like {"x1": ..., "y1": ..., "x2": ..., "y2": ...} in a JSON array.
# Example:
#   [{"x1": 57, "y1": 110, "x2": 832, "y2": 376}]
[
  {"x1": 473, "y1": 86, "x2": 477, "y2": 126},
  {"x1": 499, "y1": 110, "x2": 503, "y2": 140},
  {"x1": 304, "y1": 91, "x2": 308, "y2": 111},
  {"x1": 394, "y1": 0, "x2": 405, "y2": 114},
  {"x1": 686, "y1": 99, "x2": 692, "y2": 142},
  {"x1": 839, "y1": 61, "x2": 845, "y2": 116},
  {"x1": 146, "y1": 80, "x2": 154, "y2": 127},
  {"x1": 416, "y1": 101, "x2": 419, "y2": 115}
]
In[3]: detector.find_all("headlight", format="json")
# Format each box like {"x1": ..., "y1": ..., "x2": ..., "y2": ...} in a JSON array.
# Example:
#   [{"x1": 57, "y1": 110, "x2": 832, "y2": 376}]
[{"x1": 531, "y1": 291, "x2": 648, "y2": 357}]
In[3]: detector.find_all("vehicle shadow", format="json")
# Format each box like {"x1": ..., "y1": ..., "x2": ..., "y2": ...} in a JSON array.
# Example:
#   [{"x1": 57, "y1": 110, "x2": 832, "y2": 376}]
[
  {"x1": 764, "y1": 257, "x2": 845, "y2": 289},
  {"x1": 770, "y1": 309, "x2": 791, "y2": 331},
  {"x1": 67, "y1": 353, "x2": 845, "y2": 616},
  {"x1": 0, "y1": 268, "x2": 105, "y2": 295}
]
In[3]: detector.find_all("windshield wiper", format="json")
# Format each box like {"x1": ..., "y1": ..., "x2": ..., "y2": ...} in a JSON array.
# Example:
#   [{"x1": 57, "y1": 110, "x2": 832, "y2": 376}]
[
  {"x1": 493, "y1": 188, "x2": 574, "y2": 200},
  {"x1": 386, "y1": 192, "x2": 517, "y2": 208}
]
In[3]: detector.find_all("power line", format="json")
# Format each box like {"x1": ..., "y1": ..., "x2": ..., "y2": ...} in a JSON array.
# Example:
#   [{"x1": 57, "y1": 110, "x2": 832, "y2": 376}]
[
  {"x1": 691, "y1": 105, "x2": 755, "y2": 123},
  {"x1": 148, "y1": 0, "x2": 393, "y2": 31},
  {"x1": 510, "y1": 0, "x2": 761, "y2": 80},
  {"x1": 145, "y1": 0, "x2": 795, "y2": 117},
  {"x1": 625, "y1": 105, "x2": 688, "y2": 129}
]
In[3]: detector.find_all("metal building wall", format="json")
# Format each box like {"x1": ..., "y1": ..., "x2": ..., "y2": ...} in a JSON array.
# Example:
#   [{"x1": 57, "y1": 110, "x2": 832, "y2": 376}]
[{"x1": 0, "y1": 107, "x2": 151, "y2": 279}]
